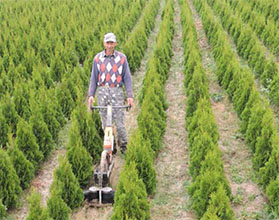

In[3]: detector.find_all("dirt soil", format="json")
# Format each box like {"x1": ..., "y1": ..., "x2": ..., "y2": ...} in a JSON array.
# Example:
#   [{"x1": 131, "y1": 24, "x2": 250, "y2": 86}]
[
  {"x1": 70, "y1": 2, "x2": 165, "y2": 220},
  {"x1": 188, "y1": 0, "x2": 268, "y2": 219},
  {"x1": 150, "y1": 0, "x2": 195, "y2": 219}
]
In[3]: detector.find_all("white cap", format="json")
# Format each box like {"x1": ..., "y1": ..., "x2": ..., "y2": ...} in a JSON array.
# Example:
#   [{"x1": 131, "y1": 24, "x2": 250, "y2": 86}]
[{"x1": 104, "y1": 33, "x2": 117, "y2": 43}]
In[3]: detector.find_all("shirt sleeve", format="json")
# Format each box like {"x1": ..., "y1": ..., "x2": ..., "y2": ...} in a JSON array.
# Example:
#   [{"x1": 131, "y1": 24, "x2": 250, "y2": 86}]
[
  {"x1": 88, "y1": 59, "x2": 98, "y2": 97},
  {"x1": 122, "y1": 56, "x2": 133, "y2": 98}
]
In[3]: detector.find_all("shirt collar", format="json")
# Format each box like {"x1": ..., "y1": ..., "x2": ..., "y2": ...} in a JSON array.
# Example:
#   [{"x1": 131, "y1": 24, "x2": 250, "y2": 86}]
[{"x1": 102, "y1": 50, "x2": 117, "y2": 58}]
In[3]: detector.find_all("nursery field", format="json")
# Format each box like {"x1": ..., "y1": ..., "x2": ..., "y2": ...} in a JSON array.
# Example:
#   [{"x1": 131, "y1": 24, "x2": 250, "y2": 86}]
[{"x1": 1, "y1": 0, "x2": 279, "y2": 219}]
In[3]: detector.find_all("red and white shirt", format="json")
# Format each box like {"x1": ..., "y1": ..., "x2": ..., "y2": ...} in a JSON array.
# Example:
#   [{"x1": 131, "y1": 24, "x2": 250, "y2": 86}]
[{"x1": 88, "y1": 50, "x2": 133, "y2": 98}]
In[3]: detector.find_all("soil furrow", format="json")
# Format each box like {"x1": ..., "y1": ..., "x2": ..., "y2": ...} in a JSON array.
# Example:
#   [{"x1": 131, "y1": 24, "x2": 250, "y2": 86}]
[
  {"x1": 188, "y1": 0, "x2": 268, "y2": 219},
  {"x1": 150, "y1": 0, "x2": 195, "y2": 219},
  {"x1": 70, "y1": 1, "x2": 165, "y2": 219}
]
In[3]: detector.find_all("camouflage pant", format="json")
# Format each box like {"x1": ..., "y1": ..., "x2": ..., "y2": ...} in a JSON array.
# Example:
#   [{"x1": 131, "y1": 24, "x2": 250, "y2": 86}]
[{"x1": 96, "y1": 87, "x2": 127, "y2": 146}]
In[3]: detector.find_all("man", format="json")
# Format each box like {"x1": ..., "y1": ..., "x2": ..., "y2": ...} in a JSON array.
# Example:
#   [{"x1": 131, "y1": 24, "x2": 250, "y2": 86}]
[{"x1": 88, "y1": 32, "x2": 134, "y2": 154}]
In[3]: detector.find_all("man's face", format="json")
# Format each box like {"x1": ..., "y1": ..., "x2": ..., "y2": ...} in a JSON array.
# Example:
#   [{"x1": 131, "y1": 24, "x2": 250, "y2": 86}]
[{"x1": 103, "y1": 41, "x2": 117, "y2": 54}]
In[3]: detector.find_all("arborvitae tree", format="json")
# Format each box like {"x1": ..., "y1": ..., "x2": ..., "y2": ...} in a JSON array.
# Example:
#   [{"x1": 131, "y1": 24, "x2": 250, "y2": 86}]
[
  {"x1": 56, "y1": 80, "x2": 75, "y2": 119},
  {"x1": 232, "y1": 72, "x2": 254, "y2": 116},
  {"x1": 71, "y1": 100, "x2": 102, "y2": 162},
  {"x1": 239, "y1": 86, "x2": 261, "y2": 134},
  {"x1": 13, "y1": 82, "x2": 31, "y2": 120},
  {"x1": 253, "y1": 107, "x2": 275, "y2": 171},
  {"x1": 245, "y1": 103, "x2": 265, "y2": 153},
  {"x1": 66, "y1": 119, "x2": 93, "y2": 187},
  {"x1": 7, "y1": 135, "x2": 35, "y2": 189},
  {"x1": 186, "y1": 69, "x2": 209, "y2": 122},
  {"x1": 47, "y1": 186, "x2": 71, "y2": 220},
  {"x1": 266, "y1": 177, "x2": 279, "y2": 215},
  {"x1": 26, "y1": 189, "x2": 52, "y2": 220},
  {"x1": 261, "y1": 57, "x2": 278, "y2": 87},
  {"x1": 0, "y1": 199, "x2": 7, "y2": 219},
  {"x1": 269, "y1": 74, "x2": 279, "y2": 105},
  {"x1": 188, "y1": 171, "x2": 231, "y2": 218},
  {"x1": 50, "y1": 156, "x2": 83, "y2": 209},
  {"x1": 111, "y1": 162, "x2": 151, "y2": 220},
  {"x1": 187, "y1": 99, "x2": 219, "y2": 145},
  {"x1": 38, "y1": 88, "x2": 61, "y2": 142},
  {"x1": 0, "y1": 111, "x2": 8, "y2": 147},
  {"x1": 0, "y1": 148, "x2": 22, "y2": 208},
  {"x1": 189, "y1": 133, "x2": 217, "y2": 179},
  {"x1": 0, "y1": 93, "x2": 19, "y2": 134},
  {"x1": 259, "y1": 135, "x2": 279, "y2": 188},
  {"x1": 91, "y1": 107, "x2": 104, "y2": 139},
  {"x1": 16, "y1": 118, "x2": 44, "y2": 168},
  {"x1": 201, "y1": 184, "x2": 235, "y2": 220},
  {"x1": 29, "y1": 105, "x2": 54, "y2": 159},
  {"x1": 125, "y1": 131, "x2": 156, "y2": 195}
]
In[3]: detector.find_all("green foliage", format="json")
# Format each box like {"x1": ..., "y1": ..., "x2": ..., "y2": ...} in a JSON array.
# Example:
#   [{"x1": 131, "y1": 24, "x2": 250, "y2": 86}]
[
  {"x1": 66, "y1": 119, "x2": 93, "y2": 187},
  {"x1": 201, "y1": 184, "x2": 235, "y2": 220},
  {"x1": 71, "y1": 101, "x2": 102, "y2": 162},
  {"x1": 13, "y1": 82, "x2": 31, "y2": 120},
  {"x1": 266, "y1": 177, "x2": 279, "y2": 215},
  {"x1": 189, "y1": 134, "x2": 217, "y2": 179},
  {"x1": 125, "y1": 131, "x2": 156, "y2": 195},
  {"x1": 30, "y1": 107, "x2": 54, "y2": 159},
  {"x1": 0, "y1": 148, "x2": 22, "y2": 208},
  {"x1": 0, "y1": 199, "x2": 7, "y2": 219},
  {"x1": 26, "y1": 189, "x2": 52, "y2": 220},
  {"x1": 245, "y1": 103, "x2": 265, "y2": 153},
  {"x1": 50, "y1": 156, "x2": 83, "y2": 209},
  {"x1": 16, "y1": 118, "x2": 43, "y2": 168},
  {"x1": 111, "y1": 162, "x2": 151, "y2": 220},
  {"x1": 0, "y1": 111, "x2": 8, "y2": 147},
  {"x1": 7, "y1": 136, "x2": 35, "y2": 189},
  {"x1": 0, "y1": 93, "x2": 19, "y2": 134},
  {"x1": 47, "y1": 187, "x2": 71, "y2": 220},
  {"x1": 259, "y1": 136, "x2": 279, "y2": 188},
  {"x1": 253, "y1": 109, "x2": 276, "y2": 171}
]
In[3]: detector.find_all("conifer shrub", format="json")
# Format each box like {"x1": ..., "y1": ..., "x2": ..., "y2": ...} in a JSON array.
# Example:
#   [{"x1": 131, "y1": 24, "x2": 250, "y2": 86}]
[
  {"x1": 47, "y1": 187, "x2": 71, "y2": 220},
  {"x1": 16, "y1": 118, "x2": 43, "y2": 168},
  {"x1": 91, "y1": 107, "x2": 104, "y2": 139},
  {"x1": 0, "y1": 112, "x2": 8, "y2": 147},
  {"x1": 71, "y1": 101, "x2": 102, "y2": 162},
  {"x1": 0, "y1": 199, "x2": 7, "y2": 219},
  {"x1": 66, "y1": 120, "x2": 93, "y2": 187},
  {"x1": 0, "y1": 148, "x2": 22, "y2": 208},
  {"x1": 30, "y1": 108, "x2": 54, "y2": 159},
  {"x1": 259, "y1": 136, "x2": 279, "y2": 188},
  {"x1": 50, "y1": 156, "x2": 83, "y2": 209},
  {"x1": 56, "y1": 80, "x2": 75, "y2": 119},
  {"x1": 266, "y1": 177, "x2": 279, "y2": 215},
  {"x1": 245, "y1": 103, "x2": 265, "y2": 153},
  {"x1": 239, "y1": 86, "x2": 261, "y2": 134},
  {"x1": 187, "y1": 99, "x2": 219, "y2": 145},
  {"x1": 269, "y1": 74, "x2": 279, "y2": 105},
  {"x1": 201, "y1": 184, "x2": 235, "y2": 220},
  {"x1": 252, "y1": 109, "x2": 276, "y2": 171},
  {"x1": 13, "y1": 82, "x2": 31, "y2": 120},
  {"x1": 111, "y1": 162, "x2": 151, "y2": 220},
  {"x1": 38, "y1": 88, "x2": 61, "y2": 142},
  {"x1": 260, "y1": 58, "x2": 277, "y2": 87},
  {"x1": 125, "y1": 131, "x2": 156, "y2": 195},
  {"x1": 7, "y1": 136, "x2": 35, "y2": 189},
  {"x1": 232, "y1": 72, "x2": 254, "y2": 116},
  {"x1": 26, "y1": 190, "x2": 52, "y2": 220},
  {"x1": 189, "y1": 134, "x2": 218, "y2": 179},
  {"x1": 188, "y1": 171, "x2": 231, "y2": 218},
  {"x1": 0, "y1": 93, "x2": 19, "y2": 134}
]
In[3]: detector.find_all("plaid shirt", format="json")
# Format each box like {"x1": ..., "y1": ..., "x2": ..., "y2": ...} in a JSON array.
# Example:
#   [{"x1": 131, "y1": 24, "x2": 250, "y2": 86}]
[{"x1": 88, "y1": 50, "x2": 133, "y2": 98}]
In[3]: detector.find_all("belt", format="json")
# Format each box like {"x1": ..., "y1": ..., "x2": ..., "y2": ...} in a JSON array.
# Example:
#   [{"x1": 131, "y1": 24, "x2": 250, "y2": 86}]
[{"x1": 99, "y1": 83, "x2": 121, "y2": 88}]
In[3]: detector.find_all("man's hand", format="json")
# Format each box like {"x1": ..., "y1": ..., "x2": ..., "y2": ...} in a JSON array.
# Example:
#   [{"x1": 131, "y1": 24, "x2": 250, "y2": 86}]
[
  {"x1": 88, "y1": 96, "x2": 94, "y2": 110},
  {"x1": 127, "y1": 98, "x2": 134, "y2": 107}
]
